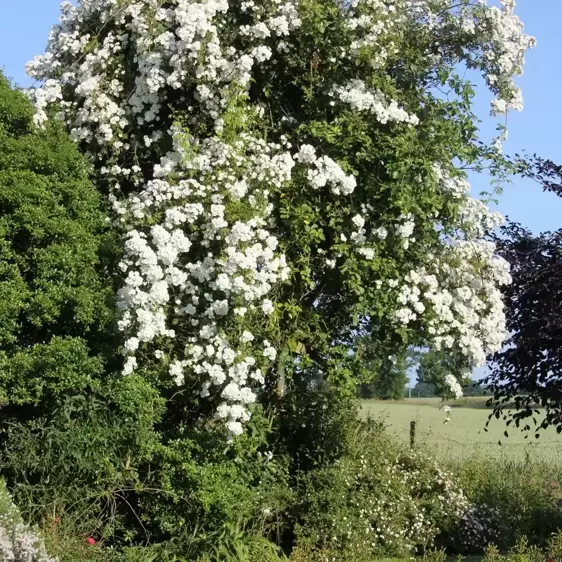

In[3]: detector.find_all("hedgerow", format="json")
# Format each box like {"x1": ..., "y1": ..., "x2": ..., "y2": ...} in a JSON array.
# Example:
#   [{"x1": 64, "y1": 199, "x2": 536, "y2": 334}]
[{"x1": 0, "y1": 0, "x2": 546, "y2": 558}]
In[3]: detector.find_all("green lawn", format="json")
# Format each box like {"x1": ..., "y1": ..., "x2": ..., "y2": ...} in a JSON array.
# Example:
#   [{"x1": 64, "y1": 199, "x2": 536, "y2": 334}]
[{"x1": 360, "y1": 398, "x2": 562, "y2": 465}]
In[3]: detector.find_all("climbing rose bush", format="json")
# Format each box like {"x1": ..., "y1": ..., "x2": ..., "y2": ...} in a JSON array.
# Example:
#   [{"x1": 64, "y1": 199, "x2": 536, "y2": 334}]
[{"x1": 27, "y1": 0, "x2": 534, "y2": 435}]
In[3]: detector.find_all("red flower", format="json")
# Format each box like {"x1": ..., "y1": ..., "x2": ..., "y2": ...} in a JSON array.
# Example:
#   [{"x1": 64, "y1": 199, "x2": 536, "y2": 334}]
[{"x1": 86, "y1": 537, "x2": 96, "y2": 546}]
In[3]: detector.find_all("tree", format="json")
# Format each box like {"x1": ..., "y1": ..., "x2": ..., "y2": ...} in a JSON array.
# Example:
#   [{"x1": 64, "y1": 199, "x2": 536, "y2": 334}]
[
  {"x1": 374, "y1": 354, "x2": 409, "y2": 400},
  {"x1": 357, "y1": 349, "x2": 409, "y2": 400},
  {"x1": 412, "y1": 381, "x2": 438, "y2": 398},
  {"x1": 415, "y1": 348, "x2": 470, "y2": 398},
  {"x1": 463, "y1": 381, "x2": 487, "y2": 397},
  {"x1": 485, "y1": 157, "x2": 562, "y2": 434},
  {"x1": 26, "y1": 0, "x2": 533, "y2": 437}
]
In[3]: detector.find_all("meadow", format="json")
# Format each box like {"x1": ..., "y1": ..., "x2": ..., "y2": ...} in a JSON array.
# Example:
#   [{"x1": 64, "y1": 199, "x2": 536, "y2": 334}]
[{"x1": 360, "y1": 398, "x2": 562, "y2": 465}]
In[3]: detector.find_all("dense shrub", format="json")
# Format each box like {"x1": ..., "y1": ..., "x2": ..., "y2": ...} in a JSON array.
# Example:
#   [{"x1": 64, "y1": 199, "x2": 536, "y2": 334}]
[
  {"x1": 291, "y1": 419, "x2": 469, "y2": 561},
  {"x1": 2, "y1": 374, "x2": 164, "y2": 540},
  {"x1": 278, "y1": 385, "x2": 359, "y2": 473},
  {"x1": 456, "y1": 456, "x2": 562, "y2": 550},
  {"x1": 454, "y1": 503, "x2": 502, "y2": 554},
  {"x1": 0, "y1": 73, "x2": 158, "y2": 545},
  {"x1": 137, "y1": 407, "x2": 294, "y2": 551},
  {"x1": 0, "y1": 76, "x2": 116, "y2": 359},
  {"x1": 0, "y1": 71, "x2": 117, "y2": 408}
]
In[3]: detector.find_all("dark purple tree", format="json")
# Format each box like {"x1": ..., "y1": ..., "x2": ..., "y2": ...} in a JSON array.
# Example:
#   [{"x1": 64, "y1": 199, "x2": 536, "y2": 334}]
[{"x1": 485, "y1": 157, "x2": 562, "y2": 436}]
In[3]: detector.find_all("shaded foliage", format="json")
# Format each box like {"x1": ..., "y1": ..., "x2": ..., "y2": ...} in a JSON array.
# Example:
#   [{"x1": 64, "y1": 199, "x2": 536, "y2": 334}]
[
  {"x1": 485, "y1": 157, "x2": 562, "y2": 435},
  {"x1": 356, "y1": 345, "x2": 409, "y2": 400},
  {"x1": 415, "y1": 348, "x2": 469, "y2": 398}
]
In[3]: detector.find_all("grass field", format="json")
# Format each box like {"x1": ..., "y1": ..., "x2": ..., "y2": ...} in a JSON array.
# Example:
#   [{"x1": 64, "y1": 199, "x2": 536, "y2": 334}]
[{"x1": 360, "y1": 398, "x2": 562, "y2": 465}]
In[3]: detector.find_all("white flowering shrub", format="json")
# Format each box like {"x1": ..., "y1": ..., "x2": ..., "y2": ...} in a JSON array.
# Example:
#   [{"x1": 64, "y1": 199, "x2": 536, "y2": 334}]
[
  {"x1": 292, "y1": 421, "x2": 470, "y2": 560},
  {"x1": 0, "y1": 481, "x2": 55, "y2": 562},
  {"x1": 26, "y1": 0, "x2": 534, "y2": 436}
]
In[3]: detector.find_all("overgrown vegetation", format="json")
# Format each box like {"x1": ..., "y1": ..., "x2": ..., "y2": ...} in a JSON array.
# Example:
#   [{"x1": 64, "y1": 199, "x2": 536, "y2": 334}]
[
  {"x1": 457, "y1": 457, "x2": 562, "y2": 551},
  {"x1": 0, "y1": 0, "x2": 559, "y2": 560}
]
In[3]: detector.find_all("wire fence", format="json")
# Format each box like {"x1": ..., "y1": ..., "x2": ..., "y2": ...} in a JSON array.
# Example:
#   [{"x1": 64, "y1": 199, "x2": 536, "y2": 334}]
[
  {"x1": 403, "y1": 420, "x2": 562, "y2": 466},
  {"x1": 413, "y1": 430, "x2": 562, "y2": 447}
]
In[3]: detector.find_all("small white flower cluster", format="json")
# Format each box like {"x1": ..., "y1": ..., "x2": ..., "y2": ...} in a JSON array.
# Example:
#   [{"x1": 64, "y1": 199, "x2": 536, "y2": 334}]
[
  {"x1": 433, "y1": 165, "x2": 470, "y2": 199},
  {"x1": 346, "y1": 0, "x2": 401, "y2": 69},
  {"x1": 396, "y1": 0, "x2": 535, "y2": 120},
  {"x1": 295, "y1": 145, "x2": 385, "y2": 262},
  {"x1": 481, "y1": 0, "x2": 536, "y2": 116},
  {"x1": 459, "y1": 197, "x2": 504, "y2": 238},
  {"x1": 27, "y1": 79, "x2": 61, "y2": 127},
  {"x1": 351, "y1": 206, "x2": 377, "y2": 261},
  {"x1": 392, "y1": 164, "x2": 511, "y2": 370},
  {"x1": 296, "y1": 144, "x2": 357, "y2": 196},
  {"x1": 394, "y1": 239, "x2": 510, "y2": 368},
  {"x1": 445, "y1": 374, "x2": 463, "y2": 400},
  {"x1": 0, "y1": 482, "x2": 56, "y2": 562},
  {"x1": 331, "y1": 80, "x2": 419, "y2": 126},
  {"x1": 395, "y1": 213, "x2": 416, "y2": 249},
  {"x1": 440, "y1": 402, "x2": 453, "y2": 424}
]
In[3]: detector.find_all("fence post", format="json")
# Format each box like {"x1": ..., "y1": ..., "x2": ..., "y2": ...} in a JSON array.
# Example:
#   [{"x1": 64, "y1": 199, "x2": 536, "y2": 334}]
[{"x1": 410, "y1": 421, "x2": 416, "y2": 448}]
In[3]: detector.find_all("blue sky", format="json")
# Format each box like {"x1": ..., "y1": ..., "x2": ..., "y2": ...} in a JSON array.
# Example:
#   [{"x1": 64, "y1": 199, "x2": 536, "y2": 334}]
[{"x1": 0, "y1": 2, "x2": 559, "y2": 384}]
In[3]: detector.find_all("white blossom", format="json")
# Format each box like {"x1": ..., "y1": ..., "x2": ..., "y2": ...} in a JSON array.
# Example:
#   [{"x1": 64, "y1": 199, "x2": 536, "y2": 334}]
[{"x1": 25, "y1": 0, "x2": 532, "y2": 439}]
